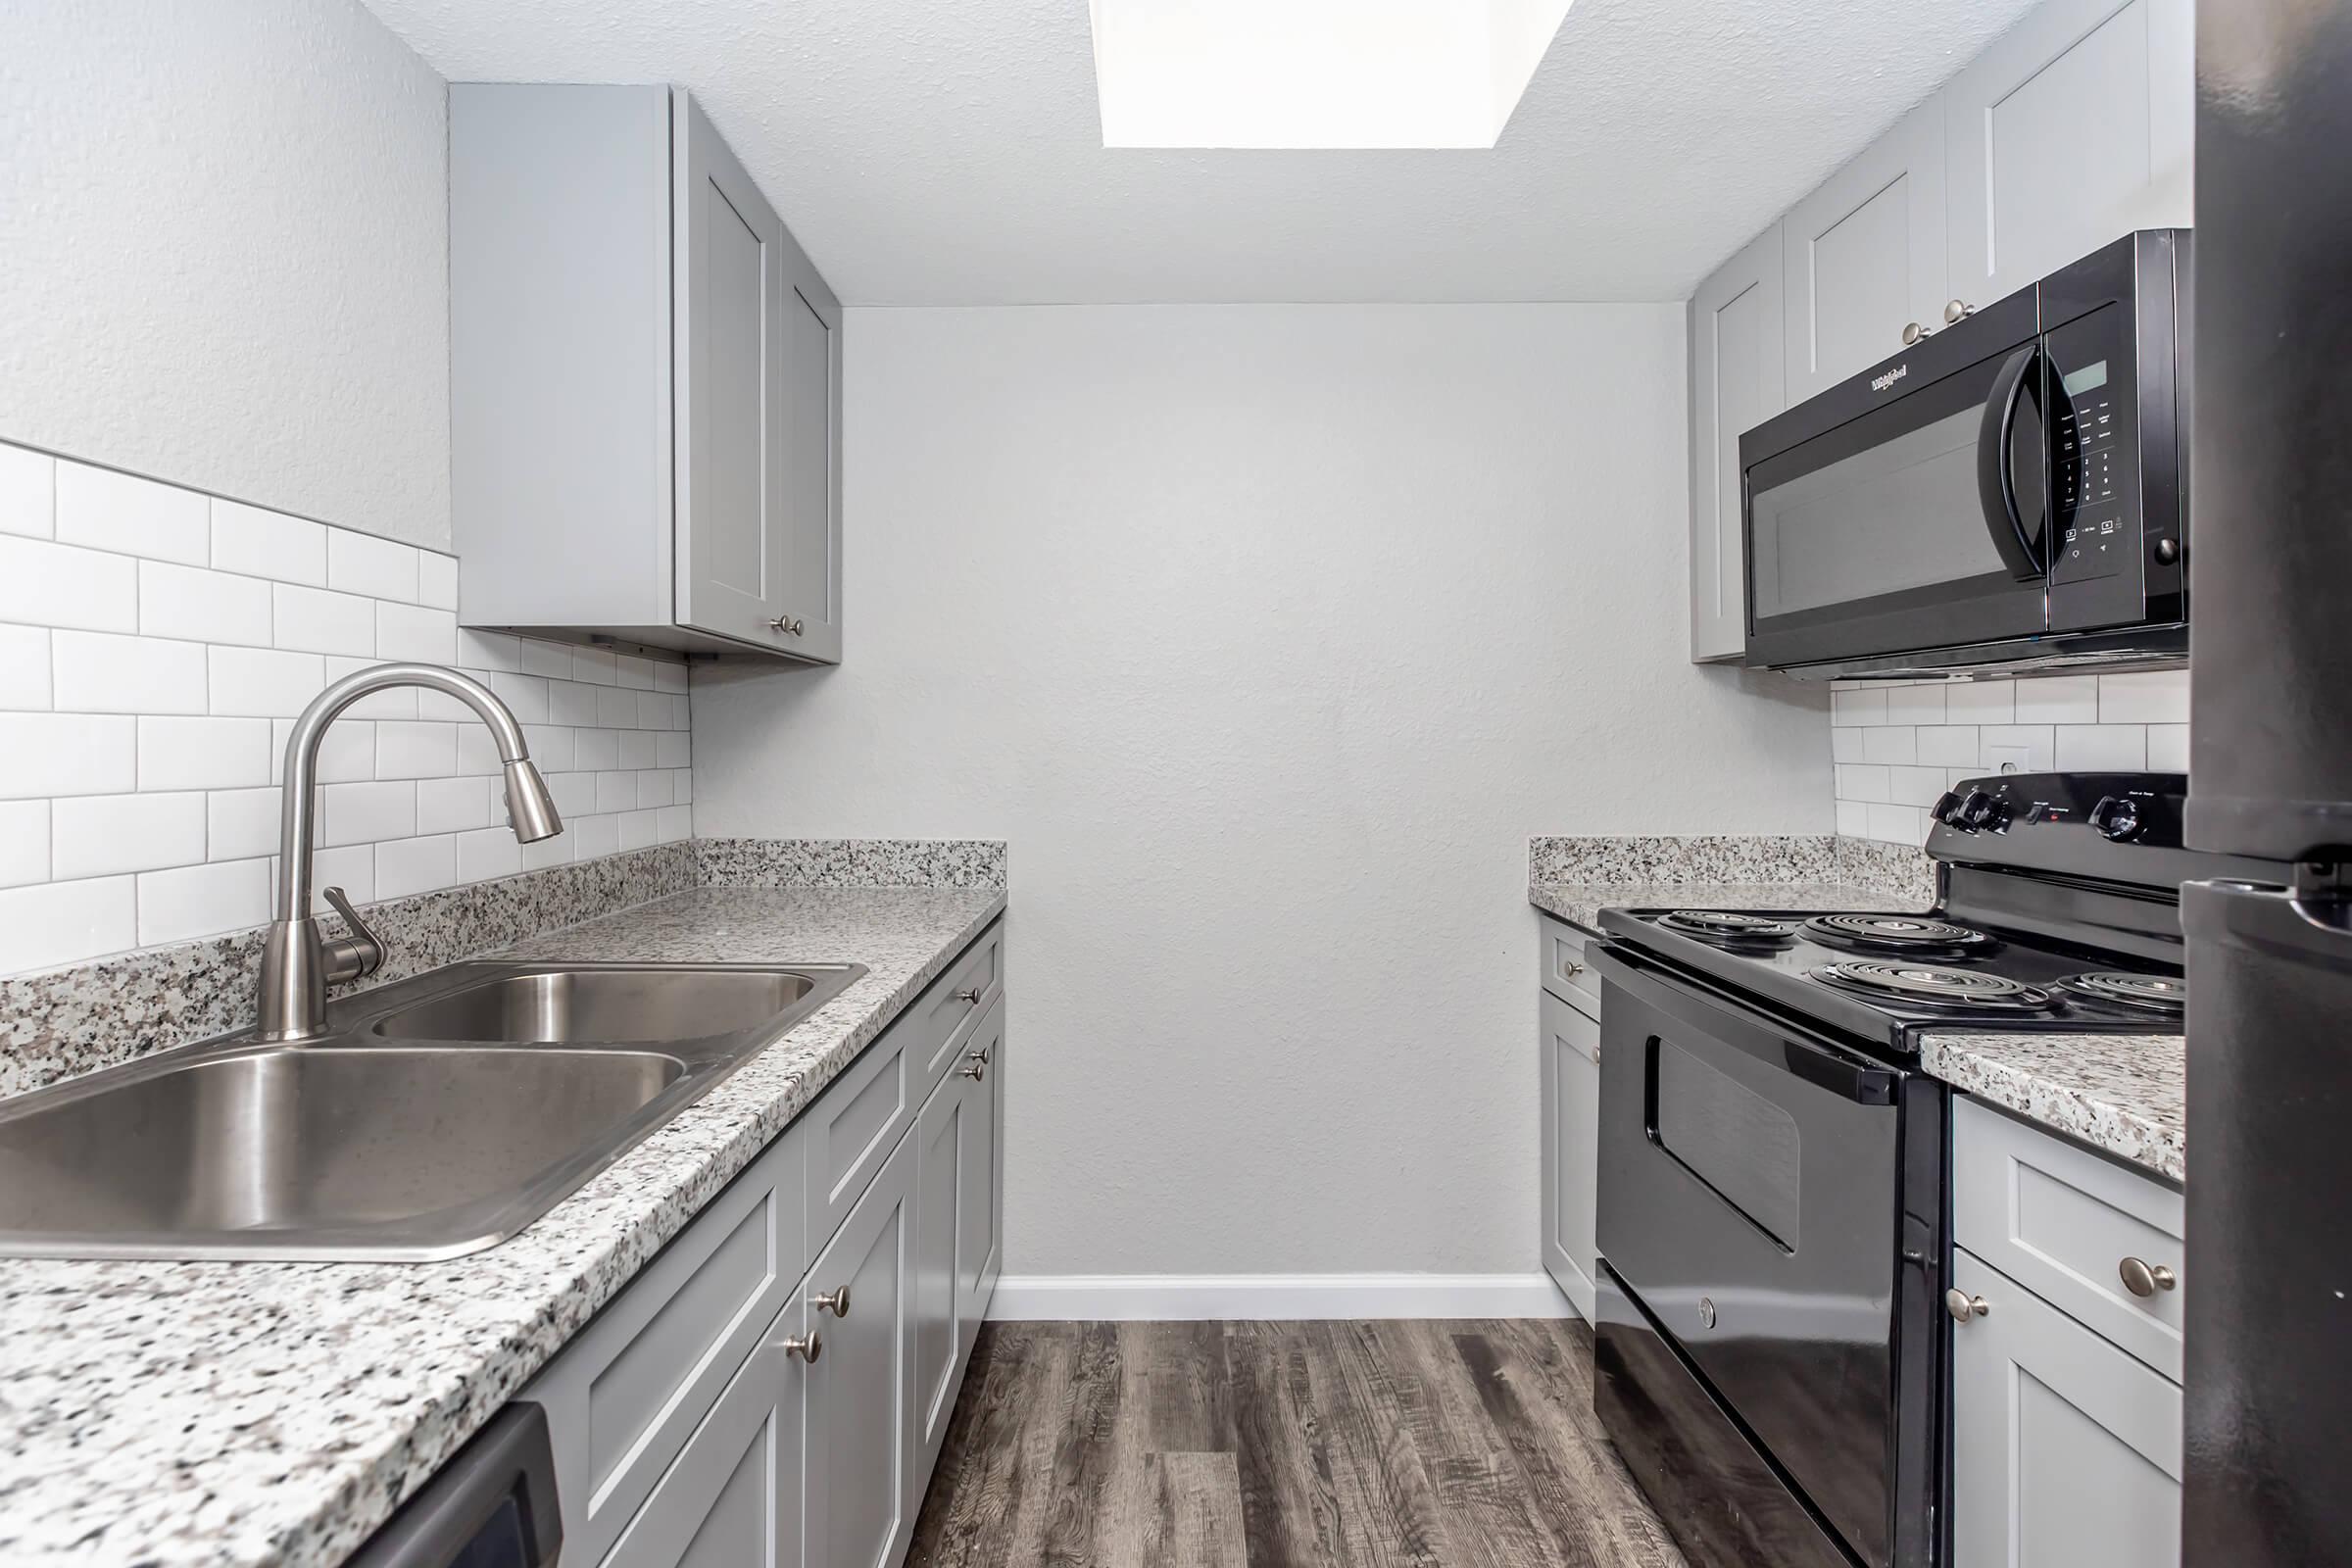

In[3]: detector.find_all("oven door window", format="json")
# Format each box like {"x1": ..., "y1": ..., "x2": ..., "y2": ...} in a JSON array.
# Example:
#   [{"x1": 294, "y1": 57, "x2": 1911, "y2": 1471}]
[{"x1": 1745, "y1": 338, "x2": 2049, "y2": 663}]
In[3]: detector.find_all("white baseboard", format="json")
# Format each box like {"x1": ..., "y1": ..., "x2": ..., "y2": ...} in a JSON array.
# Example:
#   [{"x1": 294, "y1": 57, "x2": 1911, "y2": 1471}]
[{"x1": 987, "y1": 1272, "x2": 1577, "y2": 1322}]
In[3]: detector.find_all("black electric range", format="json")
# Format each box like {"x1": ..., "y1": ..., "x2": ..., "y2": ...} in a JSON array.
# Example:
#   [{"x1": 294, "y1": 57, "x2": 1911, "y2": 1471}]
[{"x1": 1588, "y1": 772, "x2": 2278, "y2": 1568}]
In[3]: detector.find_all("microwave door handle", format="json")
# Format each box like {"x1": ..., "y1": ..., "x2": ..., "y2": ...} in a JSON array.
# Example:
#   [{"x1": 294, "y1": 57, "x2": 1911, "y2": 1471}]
[{"x1": 1977, "y1": 344, "x2": 2046, "y2": 581}]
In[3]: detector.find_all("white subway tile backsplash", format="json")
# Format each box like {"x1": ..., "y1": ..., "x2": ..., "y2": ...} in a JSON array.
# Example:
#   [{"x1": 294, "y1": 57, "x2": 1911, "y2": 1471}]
[
  {"x1": 273, "y1": 584, "x2": 377, "y2": 657},
  {"x1": 137, "y1": 857, "x2": 270, "y2": 947},
  {"x1": 1915, "y1": 725, "x2": 1980, "y2": 767},
  {"x1": 2013, "y1": 674, "x2": 2099, "y2": 724},
  {"x1": 1830, "y1": 686, "x2": 1886, "y2": 727},
  {"x1": 1978, "y1": 723, "x2": 2056, "y2": 771},
  {"x1": 0, "y1": 537, "x2": 137, "y2": 632},
  {"x1": 2056, "y1": 723, "x2": 2147, "y2": 770},
  {"x1": 1835, "y1": 763, "x2": 1890, "y2": 803},
  {"x1": 0, "y1": 875, "x2": 136, "y2": 971},
  {"x1": 416, "y1": 552, "x2": 458, "y2": 612},
  {"x1": 327, "y1": 529, "x2": 420, "y2": 603},
  {"x1": 211, "y1": 499, "x2": 326, "y2": 585},
  {"x1": 140, "y1": 561, "x2": 271, "y2": 645},
  {"x1": 0, "y1": 443, "x2": 692, "y2": 970},
  {"x1": 0, "y1": 624, "x2": 50, "y2": 710},
  {"x1": 1834, "y1": 799, "x2": 1870, "y2": 837},
  {"x1": 207, "y1": 787, "x2": 282, "y2": 862},
  {"x1": 319, "y1": 780, "x2": 416, "y2": 848},
  {"x1": 1887, "y1": 765, "x2": 1949, "y2": 807},
  {"x1": 375, "y1": 834, "x2": 457, "y2": 900},
  {"x1": 1, "y1": 713, "x2": 137, "y2": 800},
  {"x1": 2098, "y1": 669, "x2": 2190, "y2": 724},
  {"x1": 52, "y1": 630, "x2": 208, "y2": 715},
  {"x1": 2148, "y1": 723, "x2": 2189, "y2": 772},
  {"x1": 52, "y1": 792, "x2": 207, "y2": 880},
  {"x1": 208, "y1": 646, "x2": 326, "y2": 718},
  {"x1": 416, "y1": 776, "x2": 493, "y2": 836},
  {"x1": 1883, "y1": 684, "x2": 1946, "y2": 725},
  {"x1": 308, "y1": 844, "x2": 373, "y2": 908},
  {"x1": 0, "y1": 801, "x2": 49, "y2": 888},
  {"x1": 0, "y1": 444, "x2": 56, "y2": 539},
  {"x1": 55, "y1": 463, "x2": 208, "y2": 564},
  {"x1": 376, "y1": 602, "x2": 457, "y2": 663},
  {"x1": 1859, "y1": 725, "x2": 1916, "y2": 765},
  {"x1": 1942, "y1": 681, "x2": 2015, "y2": 723},
  {"x1": 140, "y1": 715, "x2": 272, "y2": 792},
  {"x1": 1864, "y1": 803, "x2": 1927, "y2": 847}
]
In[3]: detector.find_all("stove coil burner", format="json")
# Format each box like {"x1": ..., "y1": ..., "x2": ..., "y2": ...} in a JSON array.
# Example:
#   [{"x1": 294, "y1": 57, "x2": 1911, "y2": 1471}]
[
  {"x1": 1802, "y1": 913, "x2": 1994, "y2": 956},
  {"x1": 2059, "y1": 971, "x2": 2187, "y2": 1016},
  {"x1": 1812, "y1": 960, "x2": 2056, "y2": 1013},
  {"x1": 1658, "y1": 909, "x2": 1798, "y2": 945}
]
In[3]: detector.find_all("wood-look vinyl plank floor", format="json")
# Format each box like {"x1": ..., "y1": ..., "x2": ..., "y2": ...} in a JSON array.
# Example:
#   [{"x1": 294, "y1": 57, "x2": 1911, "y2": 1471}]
[{"x1": 906, "y1": 1319, "x2": 1689, "y2": 1568}]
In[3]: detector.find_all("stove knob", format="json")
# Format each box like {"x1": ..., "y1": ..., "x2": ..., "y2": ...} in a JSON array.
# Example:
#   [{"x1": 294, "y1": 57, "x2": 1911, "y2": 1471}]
[
  {"x1": 2089, "y1": 795, "x2": 2143, "y2": 842},
  {"x1": 1958, "y1": 789, "x2": 2009, "y2": 831},
  {"x1": 1932, "y1": 790, "x2": 1969, "y2": 829}
]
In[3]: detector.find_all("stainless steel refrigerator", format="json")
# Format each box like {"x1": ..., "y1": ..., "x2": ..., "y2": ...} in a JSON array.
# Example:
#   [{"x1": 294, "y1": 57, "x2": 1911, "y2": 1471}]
[{"x1": 2184, "y1": 2, "x2": 2352, "y2": 1561}]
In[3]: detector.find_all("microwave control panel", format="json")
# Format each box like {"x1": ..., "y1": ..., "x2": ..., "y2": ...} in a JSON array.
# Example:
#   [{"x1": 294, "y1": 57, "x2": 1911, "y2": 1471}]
[{"x1": 2044, "y1": 304, "x2": 2136, "y2": 588}]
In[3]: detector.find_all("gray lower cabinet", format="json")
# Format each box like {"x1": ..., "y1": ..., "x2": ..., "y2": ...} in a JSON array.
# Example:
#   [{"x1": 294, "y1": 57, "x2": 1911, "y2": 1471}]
[
  {"x1": 1948, "y1": 1098, "x2": 2183, "y2": 1567},
  {"x1": 1948, "y1": 1247, "x2": 2181, "y2": 1567},
  {"x1": 1536, "y1": 914, "x2": 1600, "y2": 1320},
  {"x1": 517, "y1": 920, "x2": 1004, "y2": 1568},
  {"x1": 450, "y1": 83, "x2": 843, "y2": 663}
]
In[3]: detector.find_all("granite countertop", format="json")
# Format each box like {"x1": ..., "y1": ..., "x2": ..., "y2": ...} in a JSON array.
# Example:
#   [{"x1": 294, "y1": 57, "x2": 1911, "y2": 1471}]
[
  {"x1": 1529, "y1": 879, "x2": 1921, "y2": 933},
  {"x1": 1920, "y1": 1029, "x2": 2183, "y2": 1182},
  {"x1": 0, "y1": 885, "x2": 1005, "y2": 1568}
]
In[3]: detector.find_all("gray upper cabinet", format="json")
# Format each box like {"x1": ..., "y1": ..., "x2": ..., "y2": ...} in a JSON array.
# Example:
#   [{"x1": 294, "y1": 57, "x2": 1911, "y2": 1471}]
[
  {"x1": 1688, "y1": 223, "x2": 1786, "y2": 662},
  {"x1": 452, "y1": 84, "x2": 844, "y2": 664},
  {"x1": 1943, "y1": 0, "x2": 2193, "y2": 309},
  {"x1": 1782, "y1": 98, "x2": 1948, "y2": 403}
]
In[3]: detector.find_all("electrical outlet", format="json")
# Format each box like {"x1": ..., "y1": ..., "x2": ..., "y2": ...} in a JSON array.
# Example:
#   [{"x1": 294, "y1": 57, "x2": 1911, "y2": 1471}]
[{"x1": 1984, "y1": 745, "x2": 2032, "y2": 774}]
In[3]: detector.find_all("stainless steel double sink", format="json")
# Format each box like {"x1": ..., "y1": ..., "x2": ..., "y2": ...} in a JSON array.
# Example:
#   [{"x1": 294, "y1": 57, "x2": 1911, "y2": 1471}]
[{"x1": 0, "y1": 960, "x2": 864, "y2": 1262}]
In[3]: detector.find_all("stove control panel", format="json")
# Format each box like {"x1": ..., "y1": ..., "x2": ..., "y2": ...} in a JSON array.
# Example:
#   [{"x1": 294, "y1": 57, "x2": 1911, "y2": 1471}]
[{"x1": 1932, "y1": 772, "x2": 2182, "y2": 845}]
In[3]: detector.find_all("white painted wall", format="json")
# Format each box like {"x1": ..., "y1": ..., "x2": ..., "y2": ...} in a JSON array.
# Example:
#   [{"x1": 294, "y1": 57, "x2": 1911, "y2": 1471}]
[
  {"x1": 0, "y1": 1, "x2": 451, "y2": 550},
  {"x1": 694, "y1": 305, "x2": 1833, "y2": 1278}
]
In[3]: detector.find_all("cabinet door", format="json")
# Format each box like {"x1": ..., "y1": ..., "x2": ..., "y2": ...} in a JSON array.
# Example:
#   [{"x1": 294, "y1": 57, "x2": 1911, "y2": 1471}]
[
  {"x1": 909, "y1": 1063, "x2": 971, "y2": 1483},
  {"x1": 803, "y1": 1135, "x2": 915, "y2": 1568},
  {"x1": 1688, "y1": 222, "x2": 1785, "y2": 662},
  {"x1": 956, "y1": 996, "x2": 1004, "y2": 1330},
  {"x1": 1783, "y1": 97, "x2": 1948, "y2": 402},
  {"x1": 1949, "y1": 1249, "x2": 2181, "y2": 1568},
  {"x1": 775, "y1": 257, "x2": 844, "y2": 664},
  {"x1": 1539, "y1": 990, "x2": 1599, "y2": 1320},
  {"x1": 603, "y1": 1299, "x2": 808, "y2": 1568},
  {"x1": 674, "y1": 89, "x2": 790, "y2": 650},
  {"x1": 1944, "y1": 0, "x2": 2193, "y2": 308}
]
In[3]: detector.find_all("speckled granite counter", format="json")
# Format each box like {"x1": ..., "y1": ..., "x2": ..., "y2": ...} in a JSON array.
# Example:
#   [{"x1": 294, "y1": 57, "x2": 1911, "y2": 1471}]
[
  {"x1": 1920, "y1": 1029, "x2": 2183, "y2": 1182},
  {"x1": 0, "y1": 885, "x2": 1004, "y2": 1568},
  {"x1": 1529, "y1": 879, "x2": 1919, "y2": 932}
]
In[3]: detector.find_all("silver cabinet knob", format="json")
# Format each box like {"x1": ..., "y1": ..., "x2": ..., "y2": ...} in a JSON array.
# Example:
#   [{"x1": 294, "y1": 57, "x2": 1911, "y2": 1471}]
[
  {"x1": 767, "y1": 615, "x2": 805, "y2": 636},
  {"x1": 955, "y1": 986, "x2": 983, "y2": 1004},
  {"x1": 2119, "y1": 1256, "x2": 2178, "y2": 1298},
  {"x1": 1945, "y1": 1288, "x2": 1990, "y2": 1324},
  {"x1": 1943, "y1": 298, "x2": 1976, "y2": 324},
  {"x1": 959, "y1": 1046, "x2": 992, "y2": 1081},
  {"x1": 811, "y1": 1285, "x2": 850, "y2": 1317},
  {"x1": 783, "y1": 1329, "x2": 823, "y2": 1362},
  {"x1": 1561, "y1": 959, "x2": 1586, "y2": 978},
  {"x1": 1901, "y1": 321, "x2": 1930, "y2": 345}
]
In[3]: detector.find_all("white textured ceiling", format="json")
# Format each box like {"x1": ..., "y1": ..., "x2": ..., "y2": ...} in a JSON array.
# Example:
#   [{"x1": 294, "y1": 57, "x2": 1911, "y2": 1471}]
[{"x1": 364, "y1": 0, "x2": 2040, "y2": 305}]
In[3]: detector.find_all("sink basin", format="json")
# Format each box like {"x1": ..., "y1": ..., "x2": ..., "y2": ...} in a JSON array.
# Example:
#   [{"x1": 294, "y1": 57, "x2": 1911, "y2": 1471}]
[
  {"x1": 372, "y1": 966, "x2": 819, "y2": 1044},
  {"x1": 0, "y1": 958, "x2": 864, "y2": 1260}
]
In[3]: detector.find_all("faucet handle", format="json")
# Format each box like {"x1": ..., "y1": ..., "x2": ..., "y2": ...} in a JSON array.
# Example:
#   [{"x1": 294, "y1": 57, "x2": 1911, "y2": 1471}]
[{"x1": 319, "y1": 886, "x2": 387, "y2": 984}]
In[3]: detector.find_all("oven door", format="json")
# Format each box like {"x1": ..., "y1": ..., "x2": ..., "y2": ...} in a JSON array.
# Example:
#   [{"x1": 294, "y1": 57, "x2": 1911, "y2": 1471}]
[
  {"x1": 1740, "y1": 292, "x2": 2051, "y2": 670},
  {"x1": 1595, "y1": 945, "x2": 1928, "y2": 1568}
]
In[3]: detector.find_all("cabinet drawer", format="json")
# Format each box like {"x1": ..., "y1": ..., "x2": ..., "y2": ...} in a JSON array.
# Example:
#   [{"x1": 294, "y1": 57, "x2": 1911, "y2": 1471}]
[
  {"x1": 1538, "y1": 914, "x2": 1602, "y2": 1016},
  {"x1": 1953, "y1": 1096, "x2": 2184, "y2": 1382},
  {"x1": 804, "y1": 1022, "x2": 913, "y2": 1253},
  {"x1": 519, "y1": 1119, "x2": 808, "y2": 1568},
  {"x1": 910, "y1": 924, "x2": 1004, "y2": 1094}
]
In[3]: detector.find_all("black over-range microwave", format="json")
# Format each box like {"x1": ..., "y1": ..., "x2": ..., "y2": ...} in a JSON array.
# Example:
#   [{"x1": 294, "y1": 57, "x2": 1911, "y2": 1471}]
[{"x1": 1740, "y1": 229, "x2": 2189, "y2": 679}]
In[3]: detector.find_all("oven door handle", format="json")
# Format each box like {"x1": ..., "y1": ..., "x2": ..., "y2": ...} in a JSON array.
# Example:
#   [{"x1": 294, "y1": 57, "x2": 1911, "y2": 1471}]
[
  {"x1": 1977, "y1": 342, "x2": 2048, "y2": 582},
  {"x1": 1594, "y1": 944, "x2": 1900, "y2": 1106}
]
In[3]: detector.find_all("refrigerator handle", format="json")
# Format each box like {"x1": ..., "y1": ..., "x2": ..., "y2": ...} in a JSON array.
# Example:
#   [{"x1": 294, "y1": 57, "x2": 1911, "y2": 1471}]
[{"x1": 2183, "y1": 877, "x2": 2352, "y2": 964}]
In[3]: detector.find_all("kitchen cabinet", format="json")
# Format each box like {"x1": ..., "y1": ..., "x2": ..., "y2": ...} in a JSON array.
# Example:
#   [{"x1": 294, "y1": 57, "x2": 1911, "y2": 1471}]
[
  {"x1": 1943, "y1": 0, "x2": 2193, "y2": 309},
  {"x1": 519, "y1": 919, "x2": 1005, "y2": 1568},
  {"x1": 1948, "y1": 1247, "x2": 2181, "y2": 1567},
  {"x1": 1948, "y1": 1099, "x2": 2183, "y2": 1567},
  {"x1": 1537, "y1": 913, "x2": 1601, "y2": 1319},
  {"x1": 804, "y1": 1135, "x2": 917, "y2": 1568},
  {"x1": 1687, "y1": 223, "x2": 1786, "y2": 662},
  {"x1": 1782, "y1": 97, "x2": 1948, "y2": 403},
  {"x1": 451, "y1": 84, "x2": 843, "y2": 663}
]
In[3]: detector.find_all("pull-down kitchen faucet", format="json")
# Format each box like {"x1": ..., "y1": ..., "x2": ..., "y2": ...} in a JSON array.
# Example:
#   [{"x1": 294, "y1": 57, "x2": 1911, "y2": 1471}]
[{"x1": 256, "y1": 662, "x2": 564, "y2": 1042}]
